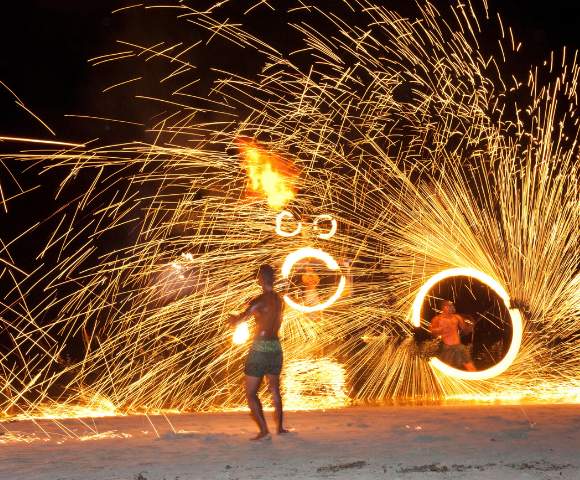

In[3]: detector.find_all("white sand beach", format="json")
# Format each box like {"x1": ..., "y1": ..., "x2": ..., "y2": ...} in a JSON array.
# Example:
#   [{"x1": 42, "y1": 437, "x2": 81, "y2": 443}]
[{"x1": 1, "y1": 404, "x2": 578, "y2": 479}]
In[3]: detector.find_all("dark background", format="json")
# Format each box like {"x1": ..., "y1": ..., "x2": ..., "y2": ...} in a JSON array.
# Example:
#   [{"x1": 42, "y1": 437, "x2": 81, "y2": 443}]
[
  {"x1": 2, "y1": 0, "x2": 579, "y2": 265},
  {"x1": 1, "y1": 0, "x2": 578, "y2": 286},
  {"x1": 1, "y1": 0, "x2": 579, "y2": 144},
  {"x1": 1, "y1": 0, "x2": 579, "y2": 264}
]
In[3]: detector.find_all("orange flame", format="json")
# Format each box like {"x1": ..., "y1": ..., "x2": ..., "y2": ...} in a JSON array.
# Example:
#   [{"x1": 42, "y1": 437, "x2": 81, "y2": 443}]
[{"x1": 238, "y1": 138, "x2": 298, "y2": 210}]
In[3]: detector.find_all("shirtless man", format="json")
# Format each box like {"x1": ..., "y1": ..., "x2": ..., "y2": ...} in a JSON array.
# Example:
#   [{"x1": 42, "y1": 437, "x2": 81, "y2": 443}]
[
  {"x1": 229, "y1": 264, "x2": 289, "y2": 440},
  {"x1": 301, "y1": 265, "x2": 321, "y2": 307},
  {"x1": 430, "y1": 300, "x2": 476, "y2": 371}
]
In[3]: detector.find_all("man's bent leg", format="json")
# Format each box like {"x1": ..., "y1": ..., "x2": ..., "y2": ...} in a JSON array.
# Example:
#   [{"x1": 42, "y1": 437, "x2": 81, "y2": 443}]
[
  {"x1": 463, "y1": 361, "x2": 476, "y2": 372},
  {"x1": 245, "y1": 375, "x2": 269, "y2": 440},
  {"x1": 266, "y1": 374, "x2": 289, "y2": 434},
  {"x1": 461, "y1": 345, "x2": 477, "y2": 372}
]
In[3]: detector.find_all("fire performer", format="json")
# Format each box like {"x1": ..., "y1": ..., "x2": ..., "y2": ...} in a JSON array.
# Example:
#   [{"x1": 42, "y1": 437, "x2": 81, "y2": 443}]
[
  {"x1": 301, "y1": 265, "x2": 321, "y2": 307},
  {"x1": 430, "y1": 300, "x2": 476, "y2": 371},
  {"x1": 229, "y1": 264, "x2": 290, "y2": 440}
]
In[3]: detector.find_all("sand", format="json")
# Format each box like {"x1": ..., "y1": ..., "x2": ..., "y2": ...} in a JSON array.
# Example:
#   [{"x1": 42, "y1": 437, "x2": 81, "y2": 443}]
[{"x1": 1, "y1": 404, "x2": 578, "y2": 479}]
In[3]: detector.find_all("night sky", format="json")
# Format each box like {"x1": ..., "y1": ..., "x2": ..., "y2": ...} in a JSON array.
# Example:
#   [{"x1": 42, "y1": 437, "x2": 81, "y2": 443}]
[{"x1": 1, "y1": 1, "x2": 579, "y2": 142}]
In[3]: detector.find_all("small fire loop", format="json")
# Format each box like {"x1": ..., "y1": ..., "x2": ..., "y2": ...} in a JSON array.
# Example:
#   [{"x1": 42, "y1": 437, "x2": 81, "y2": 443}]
[{"x1": 281, "y1": 247, "x2": 346, "y2": 313}]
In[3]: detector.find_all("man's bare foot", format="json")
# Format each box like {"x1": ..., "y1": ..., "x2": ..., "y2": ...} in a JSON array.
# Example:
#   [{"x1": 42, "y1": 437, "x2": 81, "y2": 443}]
[
  {"x1": 250, "y1": 431, "x2": 271, "y2": 441},
  {"x1": 277, "y1": 427, "x2": 293, "y2": 434}
]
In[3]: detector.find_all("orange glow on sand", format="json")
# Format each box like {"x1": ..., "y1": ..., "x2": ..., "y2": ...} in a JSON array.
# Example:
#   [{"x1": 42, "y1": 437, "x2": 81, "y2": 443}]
[
  {"x1": 238, "y1": 138, "x2": 298, "y2": 210},
  {"x1": 4, "y1": 393, "x2": 119, "y2": 422}
]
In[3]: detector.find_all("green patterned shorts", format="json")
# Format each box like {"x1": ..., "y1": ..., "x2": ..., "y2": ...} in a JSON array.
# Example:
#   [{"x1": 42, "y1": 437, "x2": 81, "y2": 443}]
[
  {"x1": 438, "y1": 343, "x2": 472, "y2": 369},
  {"x1": 244, "y1": 339, "x2": 283, "y2": 377}
]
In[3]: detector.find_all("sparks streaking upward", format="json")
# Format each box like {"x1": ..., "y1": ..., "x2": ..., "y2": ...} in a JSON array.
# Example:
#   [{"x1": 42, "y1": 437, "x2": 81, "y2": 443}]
[{"x1": 0, "y1": 0, "x2": 578, "y2": 430}]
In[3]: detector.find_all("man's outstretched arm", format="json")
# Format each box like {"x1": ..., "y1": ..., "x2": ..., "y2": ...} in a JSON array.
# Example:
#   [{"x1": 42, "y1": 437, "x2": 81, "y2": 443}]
[{"x1": 229, "y1": 299, "x2": 260, "y2": 326}]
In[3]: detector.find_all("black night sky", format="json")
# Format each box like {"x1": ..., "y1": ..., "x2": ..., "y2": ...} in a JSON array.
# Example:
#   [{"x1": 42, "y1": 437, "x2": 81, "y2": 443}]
[
  {"x1": 1, "y1": 1, "x2": 579, "y2": 143},
  {"x1": 1, "y1": 0, "x2": 579, "y2": 265}
]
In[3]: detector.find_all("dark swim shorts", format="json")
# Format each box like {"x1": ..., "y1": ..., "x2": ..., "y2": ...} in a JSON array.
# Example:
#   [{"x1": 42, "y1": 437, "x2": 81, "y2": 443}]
[
  {"x1": 438, "y1": 343, "x2": 473, "y2": 369},
  {"x1": 244, "y1": 339, "x2": 283, "y2": 377}
]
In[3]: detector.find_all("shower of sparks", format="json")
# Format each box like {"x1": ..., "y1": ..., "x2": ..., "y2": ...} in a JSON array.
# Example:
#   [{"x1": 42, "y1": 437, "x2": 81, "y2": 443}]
[
  {"x1": 283, "y1": 358, "x2": 349, "y2": 411},
  {"x1": 0, "y1": 0, "x2": 578, "y2": 437}
]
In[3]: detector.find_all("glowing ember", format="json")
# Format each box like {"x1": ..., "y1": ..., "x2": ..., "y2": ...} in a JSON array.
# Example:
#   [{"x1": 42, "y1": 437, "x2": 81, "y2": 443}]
[
  {"x1": 0, "y1": 136, "x2": 84, "y2": 147},
  {"x1": 238, "y1": 139, "x2": 298, "y2": 210},
  {"x1": 232, "y1": 321, "x2": 250, "y2": 345}
]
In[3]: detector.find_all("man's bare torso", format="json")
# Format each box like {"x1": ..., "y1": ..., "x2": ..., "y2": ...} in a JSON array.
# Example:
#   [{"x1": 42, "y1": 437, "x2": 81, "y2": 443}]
[
  {"x1": 430, "y1": 313, "x2": 467, "y2": 345},
  {"x1": 251, "y1": 291, "x2": 283, "y2": 339}
]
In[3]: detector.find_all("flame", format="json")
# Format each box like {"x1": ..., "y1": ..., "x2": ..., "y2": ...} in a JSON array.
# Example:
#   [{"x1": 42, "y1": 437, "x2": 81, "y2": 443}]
[
  {"x1": 238, "y1": 139, "x2": 297, "y2": 210},
  {"x1": 232, "y1": 321, "x2": 250, "y2": 344}
]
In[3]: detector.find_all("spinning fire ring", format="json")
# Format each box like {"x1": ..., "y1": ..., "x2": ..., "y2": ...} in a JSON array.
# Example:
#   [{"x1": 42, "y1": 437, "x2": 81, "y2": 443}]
[
  {"x1": 281, "y1": 247, "x2": 346, "y2": 313},
  {"x1": 411, "y1": 267, "x2": 522, "y2": 380}
]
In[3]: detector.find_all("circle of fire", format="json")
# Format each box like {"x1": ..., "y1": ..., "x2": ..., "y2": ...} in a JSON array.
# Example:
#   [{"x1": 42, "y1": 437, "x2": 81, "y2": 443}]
[
  {"x1": 281, "y1": 247, "x2": 346, "y2": 313},
  {"x1": 275, "y1": 210, "x2": 302, "y2": 237},
  {"x1": 411, "y1": 267, "x2": 523, "y2": 380},
  {"x1": 313, "y1": 214, "x2": 337, "y2": 239}
]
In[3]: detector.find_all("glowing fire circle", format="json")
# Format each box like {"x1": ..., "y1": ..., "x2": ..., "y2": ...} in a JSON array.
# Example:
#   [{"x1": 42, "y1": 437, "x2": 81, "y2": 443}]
[
  {"x1": 411, "y1": 267, "x2": 523, "y2": 380},
  {"x1": 281, "y1": 247, "x2": 346, "y2": 313}
]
